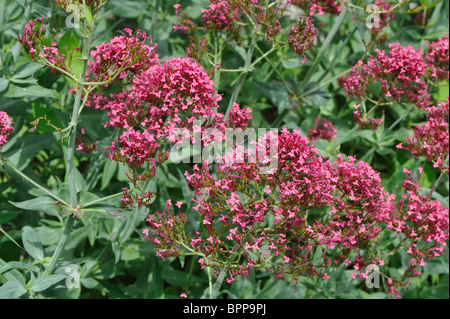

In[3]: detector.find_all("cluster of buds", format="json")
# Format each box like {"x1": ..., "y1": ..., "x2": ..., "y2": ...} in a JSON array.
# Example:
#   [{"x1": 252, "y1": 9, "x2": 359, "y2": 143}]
[
  {"x1": 18, "y1": 17, "x2": 78, "y2": 75},
  {"x1": 308, "y1": 117, "x2": 337, "y2": 141},
  {"x1": 287, "y1": 17, "x2": 318, "y2": 63},
  {"x1": 173, "y1": 1, "x2": 317, "y2": 68},
  {"x1": 398, "y1": 97, "x2": 449, "y2": 175}
]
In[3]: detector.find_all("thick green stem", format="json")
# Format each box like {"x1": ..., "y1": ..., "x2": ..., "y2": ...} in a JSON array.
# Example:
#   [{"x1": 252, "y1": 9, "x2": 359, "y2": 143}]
[
  {"x1": 430, "y1": 171, "x2": 446, "y2": 195},
  {"x1": 43, "y1": 9, "x2": 94, "y2": 277},
  {"x1": 67, "y1": 22, "x2": 92, "y2": 208},
  {"x1": 42, "y1": 216, "x2": 75, "y2": 276}
]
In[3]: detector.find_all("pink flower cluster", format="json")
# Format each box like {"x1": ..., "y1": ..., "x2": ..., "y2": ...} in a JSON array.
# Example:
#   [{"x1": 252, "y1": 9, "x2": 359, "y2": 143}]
[
  {"x1": 384, "y1": 168, "x2": 449, "y2": 297},
  {"x1": 201, "y1": 1, "x2": 240, "y2": 33},
  {"x1": 227, "y1": 102, "x2": 252, "y2": 129},
  {"x1": 87, "y1": 30, "x2": 254, "y2": 207},
  {"x1": 18, "y1": 17, "x2": 74, "y2": 75},
  {"x1": 425, "y1": 35, "x2": 449, "y2": 82},
  {"x1": 17, "y1": 17, "x2": 43, "y2": 60},
  {"x1": 143, "y1": 127, "x2": 449, "y2": 296},
  {"x1": 287, "y1": 17, "x2": 318, "y2": 63},
  {"x1": 398, "y1": 97, "x2": 449, "y2": 175},
  {"x1": 0, "y1": 111, "x2": 13, "y2": 148},
  {"x1": 340, "y1": 42, "x2": 430, "y2": 108},
  {"x1": 85, "y1": 28, "x2": 158, "y2": 85},
  {"x1": 288, "y1": 0, "x2": 342, "y2": 16},
  {"x1": 308, "y1": 117, "x2": 337, "y2": 141},
  {"x1": 173, "y1": 1, "x2": 317, "y2": 65}
]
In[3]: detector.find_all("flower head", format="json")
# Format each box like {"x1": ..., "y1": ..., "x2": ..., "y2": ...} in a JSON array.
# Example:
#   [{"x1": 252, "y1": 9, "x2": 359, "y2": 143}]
[
  {"x1": 0, "y1": 111, "x2": 13, "y2": 148},
  {"x1": 308, "y1": 117, "x2": 337, "y2": 141},
  {"x1": 340, "y1": 43, "x2": 430, "y2": 108}
]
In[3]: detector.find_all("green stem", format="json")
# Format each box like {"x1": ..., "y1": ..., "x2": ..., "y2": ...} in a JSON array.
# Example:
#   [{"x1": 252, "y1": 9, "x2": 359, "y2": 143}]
[
  {"x1": 378, "y1": 104, "x2": 412, "y2": 141},
  {"x1": 430, "y1": 171, "x2": 446, "y2": 195},
  {"x1": 82, "y1": 191, "x2": 123, "y2": 208},
  {"x1": 67, "y1": 20, "x2": 92, "y2": 208},
  {"x1": 42, "y1": 216, "x2": 75, "y2": 276},
  {"x1": 213, "y1": 32, "x2": 222, "y2": 92},
  {"x1": 43, "y1": 7, "x2": 94, "y2": 277},
  {"x1": 207, "y1": 261, "x2": 213, "y2": 298}
]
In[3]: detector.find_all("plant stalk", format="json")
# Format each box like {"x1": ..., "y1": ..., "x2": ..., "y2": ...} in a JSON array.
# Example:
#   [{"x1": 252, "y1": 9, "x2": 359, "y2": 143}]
[{"x1": 43, "y1": 7, "x2": 94, "y2": 277}]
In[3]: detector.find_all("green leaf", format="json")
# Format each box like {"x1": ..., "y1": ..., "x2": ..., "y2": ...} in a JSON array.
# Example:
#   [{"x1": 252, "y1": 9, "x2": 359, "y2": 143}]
[
  {"x1": 420, "y1": 283, "x2": 449, "y2": 299},
  {"x1": 4, "y1": 84, "x2": 58, "y2": 99},
  {"x1": 13, "y1": 62, "x2": 44, "y2": 79},
  {"x1": 63, "y1": 225, "x2": 91, "y2": 253},
  {"x1": 101, "y1": 160, "x2": 117, "y2": 190},
  {"x1": 58, "y1": 32, "x2": 82, "y2": 84},
  {"x1": 0, "y1": 77, "x2": 8, "y2": 92},
  {"x1": 32, "y1": 274, "x2": 67, "y2": 292},
  {"x1": 9, "y1": 196, "x2": 62, "y2": 216},
  {"x1": 21, "y1": 226, "x2": 44, "y2": 262},
  {"x1": 254, "y1": 81, "x2": 291, "y2": 112},
  {"x1": 0, "y1": 210, "x2": 21, "y2": 224},
  {"x1": 200, "y1": 269, "x2": 227, "y2": 299},
  {"x1": 110, "y1": 0, "x2": 146, "y2": 18},
  {"x1": 3, "y1": 132, "x2": 57, "y2": 170},
  {"x1": 0, "y1": 281, "x2": 27, "y2": 299},
  {"x1": 300, "y1": 82, "x2": 330, "y2": 107}
]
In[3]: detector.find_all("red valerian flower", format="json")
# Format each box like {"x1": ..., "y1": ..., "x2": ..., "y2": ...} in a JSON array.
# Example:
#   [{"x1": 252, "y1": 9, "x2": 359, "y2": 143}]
[
  {"x1": 143, "y1": 128, "x2": 399, "y2": 289},
  {"x1": 287, "y1": 0, "x2": 342, "y2": 16},
  {"x1": 86, "y1": 28, "x2": 158, "y2": 85},
  {"x1": 400, "y1": 97, "x2": 449, "y2": 175},
  {"x1": 425, "y1": 35, "x2": 449, "y2": 82},
  {"x1": 340, "y1": 43, "x2": 430, "y2": 108},
  {"x1": 201, "y1": 0, "x2": 241, "y2": 33},
  {"x1": 0, "y1": 111, "x2": 13, "y2": 148},
  {"x1": 287, "y1": 17, "x2": 318, "y2": 63},
  {"x1": 308, "y1": 117, "x2": 337, "y2": 141}
]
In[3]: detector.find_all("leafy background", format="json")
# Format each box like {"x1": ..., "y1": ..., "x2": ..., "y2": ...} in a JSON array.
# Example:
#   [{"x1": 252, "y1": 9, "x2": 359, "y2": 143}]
[{"x1": 0, "y1": 0, "x2": 448, "y2": 299}]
